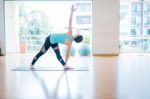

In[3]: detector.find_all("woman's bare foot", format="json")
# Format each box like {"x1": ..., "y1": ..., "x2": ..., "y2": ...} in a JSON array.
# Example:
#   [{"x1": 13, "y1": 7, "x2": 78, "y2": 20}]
[
  {"x1": 30, "y1": 65, "x2": 35, "y2": 70},
  {"x1": 64, "y1": 64, "x2": 73, "y2": 69}
]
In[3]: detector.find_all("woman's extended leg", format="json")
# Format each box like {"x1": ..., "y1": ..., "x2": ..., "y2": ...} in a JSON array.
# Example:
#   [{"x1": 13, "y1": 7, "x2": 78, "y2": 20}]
[
  {"x1": 30, "y1": 36, "x2": 51, "y2": 68},
  {"x1": 51, "y1": 43, "x2": 66, "y2": 66}
]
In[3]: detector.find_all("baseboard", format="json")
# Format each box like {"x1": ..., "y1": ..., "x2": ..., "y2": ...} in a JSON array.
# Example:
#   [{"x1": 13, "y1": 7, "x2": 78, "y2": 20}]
[{"x1": 93, "y1": 54, "x2": 119, "y2": 56}]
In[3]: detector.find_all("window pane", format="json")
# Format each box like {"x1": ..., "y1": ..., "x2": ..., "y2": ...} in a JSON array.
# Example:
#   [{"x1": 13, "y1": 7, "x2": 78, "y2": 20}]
[
  {"x1": 76, "y1": 16, "x2": 91, "y2": 24},
  {"x1": 5, "y1": 1, "x2": 92, "y2": 56},
  {"x1": 120, "y1": 1, "x2": 150, "y2": 52}
]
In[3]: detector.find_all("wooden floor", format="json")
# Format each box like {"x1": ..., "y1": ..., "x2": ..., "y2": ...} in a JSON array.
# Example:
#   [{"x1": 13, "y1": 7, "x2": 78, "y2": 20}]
[{"x1": 0, "y1": 53, "x2": 150, "y2": 99}]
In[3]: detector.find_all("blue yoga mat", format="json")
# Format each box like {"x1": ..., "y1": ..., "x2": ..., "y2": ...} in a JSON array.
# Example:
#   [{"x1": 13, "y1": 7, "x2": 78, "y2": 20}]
[{"x1": 12, "y1": 66, "x2": 89, "y2": 71}]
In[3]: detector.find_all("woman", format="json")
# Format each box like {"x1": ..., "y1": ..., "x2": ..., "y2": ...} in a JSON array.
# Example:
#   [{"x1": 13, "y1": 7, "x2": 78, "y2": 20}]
[{"x1": 30, "y1": 5, "x2": 83, "y2": 69}]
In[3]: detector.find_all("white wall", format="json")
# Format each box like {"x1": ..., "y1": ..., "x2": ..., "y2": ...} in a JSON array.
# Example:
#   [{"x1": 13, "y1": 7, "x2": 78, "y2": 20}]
[
  {"x1": 5, "y1": 2, "x2": 19, "y2": 53},
  {"x1": 0, "y1": 0, "x2": 5, "y2": 55},
  {"x1": 93, "y1": 0, "x2": 119, "y2": 55}
]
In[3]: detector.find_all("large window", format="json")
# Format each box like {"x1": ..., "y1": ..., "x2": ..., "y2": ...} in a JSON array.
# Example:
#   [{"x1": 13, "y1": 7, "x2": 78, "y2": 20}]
[
  {"x1": 120, "y1": 1, "x2": 150, "y2": 52},
  {"x1": 5, "y1": 1, "x2": 92, "y2": 56}
]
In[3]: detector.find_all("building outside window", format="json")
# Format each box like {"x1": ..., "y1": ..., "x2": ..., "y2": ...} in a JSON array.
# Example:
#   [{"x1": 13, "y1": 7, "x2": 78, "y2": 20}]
[
  {"x1": 76, "y1": 16, "x2": 91, "y2": 24},
  {"x1": 131, "y1": 3, "x2": 141, "y2": 14},
  {"x1": 131, "y1": 16, "x2": 137, "y2": 25},
  {"x1": 147, "y1": 29, "x2": 150, "y2": 35},
  {"x1": 76, "y1": 3, "x2": 91, "y2": 12},
  {"x1": 120, "y1": 1, "x2": 150, "y2": 52},
  {"x1": 147, "y1": 16, "x2": 150, "y2": 25},
  {"x1": 131, "y1": 28, "x2": 136, "y2": 35},
  {"x1": 147, "y1": 4, "x2": 150, "y2": 13}
]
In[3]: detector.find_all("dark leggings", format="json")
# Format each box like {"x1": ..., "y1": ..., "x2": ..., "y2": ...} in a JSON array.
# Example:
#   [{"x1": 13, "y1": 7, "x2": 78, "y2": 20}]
[{"x1": 31, "y1": 35, "x2": 66, "y2": 66}]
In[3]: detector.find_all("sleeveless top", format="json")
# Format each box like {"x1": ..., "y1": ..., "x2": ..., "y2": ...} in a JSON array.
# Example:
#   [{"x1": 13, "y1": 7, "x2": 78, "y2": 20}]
[{"x1": 50, "y1": 33, "x2": 73, "y2": 44}]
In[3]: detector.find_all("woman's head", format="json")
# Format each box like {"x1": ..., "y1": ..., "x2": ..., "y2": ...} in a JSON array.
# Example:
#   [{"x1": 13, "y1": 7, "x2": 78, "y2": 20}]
[{"x1": 73, "y1": 34, "x2": 83, "y2": 43}]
